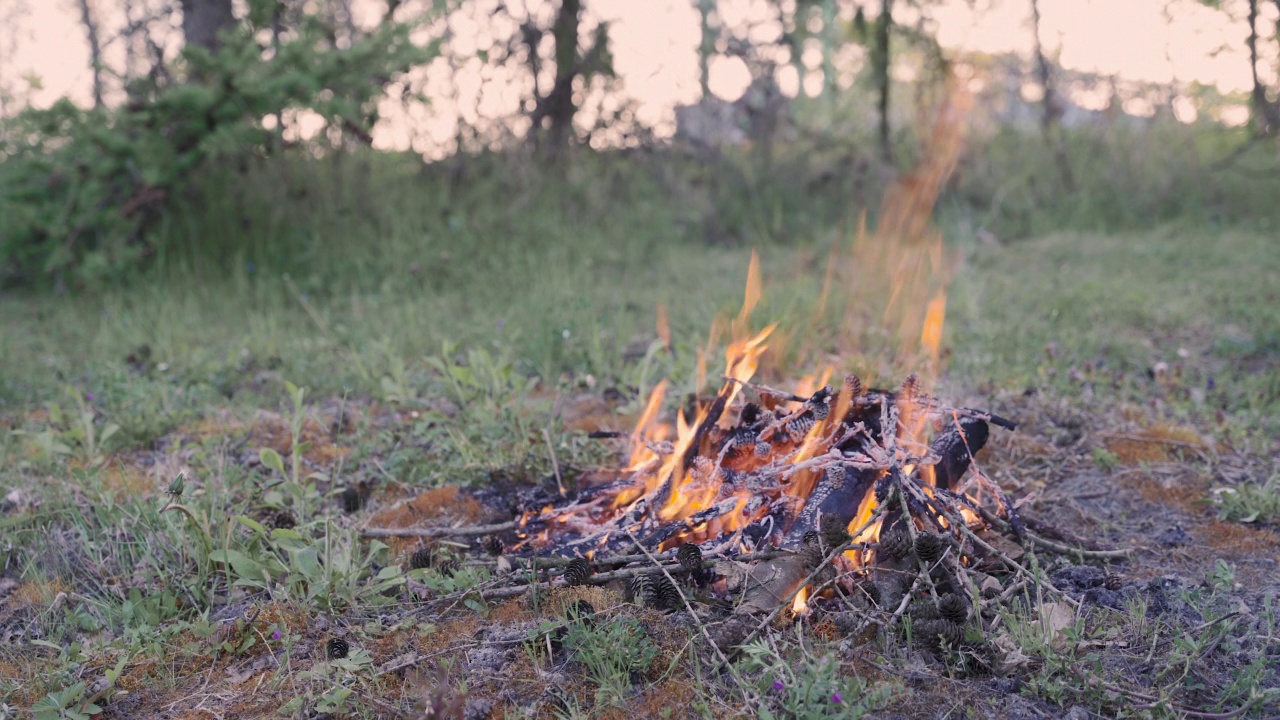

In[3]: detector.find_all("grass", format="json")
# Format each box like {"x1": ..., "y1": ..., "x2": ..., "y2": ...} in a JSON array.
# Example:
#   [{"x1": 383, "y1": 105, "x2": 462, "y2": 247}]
[
  {"x1": 949, "y1": 225, "x2": 1280, "y2": 431},
  {"x1": 1, "y1": 153, "x2": 1279, "y2": 718}
]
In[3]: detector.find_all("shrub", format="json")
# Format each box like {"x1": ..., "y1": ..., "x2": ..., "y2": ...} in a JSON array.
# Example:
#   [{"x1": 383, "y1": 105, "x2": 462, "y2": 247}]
[{"x1": 0, "y1": 4, "x2": 439, "y2": 287}]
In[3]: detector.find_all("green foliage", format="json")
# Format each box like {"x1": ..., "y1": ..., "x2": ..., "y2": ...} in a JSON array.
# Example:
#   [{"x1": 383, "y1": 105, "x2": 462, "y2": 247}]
[
  {"x1": 9, "y1": 389, "x2": 119, "y2": 467},
  {"x1": 998, "y1": 561, "x2": 1280, "y2": 717},
  {"x1": 1212, "y1": 476, "x2": 1280, "y2": 523},
  {"x1": 210, "y1": 517, "x2": 403, "y2": 610},
  {"x1": 562, "y1": 615, "x2": 660, "y2": 707},
  {"x1": 738, "y1": 640, "x2": 896, "y2": 720},
  {"x1": 30, "y1": 682, "x2": 99, "y2": 720},
  {"x1": 957, "y1": 120, "x2": 1280, "y2": 239},
  {"x1": 1091, "y1": 448, "x2": 1120, "y2": 471},
  {"x1": 0, "y1": 6, "x2": 440, "y2": 285}
]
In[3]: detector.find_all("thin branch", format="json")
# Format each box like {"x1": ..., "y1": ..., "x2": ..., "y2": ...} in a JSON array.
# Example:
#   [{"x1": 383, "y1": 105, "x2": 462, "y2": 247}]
[{"x1": 362, "y1": 520, "x2": 520, "y2": 539}]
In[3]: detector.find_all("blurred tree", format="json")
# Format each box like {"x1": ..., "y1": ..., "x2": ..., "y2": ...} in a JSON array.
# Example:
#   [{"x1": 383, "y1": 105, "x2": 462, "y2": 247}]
[
  {"x1": 1029, "y1": 0, "x2": 1074, "y2": 189},
  {"x1": 851, "y1": 0, "x2": 896, "y2": 162},
  {"x1": 525, "y1": 0, "x2": 614, "y2": 155},
  {"x1": 696, "y1": 0, "x2": 717, "y2": 99},
  {"x1": 874, "y1": 0, "x2": 892, "y2": 162},
  {"x1": 1195, "y1": 0, "x2": 1279, "y2": 136},
  {"x1": 1244, "y1": 0, "x2": 1280, "y2": 134},
  {"x1": 0, "y1": 0, "x2": 441, "y2": 284},
  {"x1": 75, "y1": 0, "x2": 105, "y2": 107},
  {"x1": 179, "y1": 0, "x2": 234, "y2": 54}
]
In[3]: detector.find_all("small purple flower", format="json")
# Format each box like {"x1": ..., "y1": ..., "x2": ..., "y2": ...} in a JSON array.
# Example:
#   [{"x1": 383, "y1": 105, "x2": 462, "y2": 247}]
[
  {"x1": 831, "y1": 690, "x2": 843, "y2": 704},
  {"x1": 271, "y1": 628, "x2": 281, "y2": 641},
  {"x1": 496, "y1": 319, "x2": 505, "y2": 331},
  {"x1": 84, "y1": 391, "x2": 95, "y2": 403},
  {"x1": 772, "y1": 678, "x2": 785, "y2": 692}
]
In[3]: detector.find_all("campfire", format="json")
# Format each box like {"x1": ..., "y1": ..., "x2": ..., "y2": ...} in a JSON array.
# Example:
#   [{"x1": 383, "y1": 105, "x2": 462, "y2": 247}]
[
  {"x1": 497, "y1": 315, "x2": 1020, "y2": 616},
  {"x1": 363, "y1": 253, "x2": 1057, "y2": 655},
  {"x1": 359, "y1": 89, "x2": 1114, "y2": 651}
]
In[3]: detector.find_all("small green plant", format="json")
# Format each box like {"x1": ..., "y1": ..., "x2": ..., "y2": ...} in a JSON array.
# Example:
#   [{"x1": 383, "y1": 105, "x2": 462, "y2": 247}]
[
  {"x1": 562, "y1": 615, "x2": 659, "y2": 708},
  {"x1": 1091, "y1": 447, "x2": 1120, "y2": 471},
  {"x1": 11, "y1": 390, "x2": 119, "y2": 467},
  {"x1": 210, "y1": 517, "x2": 402, "y2": 609},
  {"x1": 738, "y1": 640, "x2": 896, "y2": 720},
  {"x1": 314, "y1": 685, "x2": 353, "y2": 714},
  {"x1": 30, "y1": 682, "x2": 100, "y2": 720},
  {"x1": 1211, "y1": 476, "x2": 1280, "y2": 523}
]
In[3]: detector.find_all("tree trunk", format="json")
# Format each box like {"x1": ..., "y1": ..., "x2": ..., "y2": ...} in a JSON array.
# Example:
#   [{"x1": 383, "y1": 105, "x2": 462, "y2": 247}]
[
  {"x1": 1029, "y1": 0, "x2": 1075, "y2": 190},
  {"x1": 874, "y1": 0, "x2": 893, "y2": 163},
  {"x1": 544, "y1": 0, "x2": 582, "y2": 150},
  {"x1": 76, "y1": 0, "x2": 104, "y2": 108},
  {"x1": 821, "y1": 0, "x2": 837, "y2": 100},
  {"x1": 697, "y1": 0, "x2": 715, "y2": 99},
  {"x1": 1246, "y1": 0, "x2": 1280, "y2": 135},
  {"x1": 1029, "y1": 0, "x2": 1055, "y2": 134},
  {"x1": 180, "y1": 0, "x2": 236, "y2": 54}
]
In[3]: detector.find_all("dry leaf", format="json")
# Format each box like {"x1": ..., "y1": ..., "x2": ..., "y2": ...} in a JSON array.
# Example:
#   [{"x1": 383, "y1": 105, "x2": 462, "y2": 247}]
[
  {"x1": 991, "y1": 632, "x2": 1033, "y2": 675},
  {"x1": 1038, "y1": 601, "x2": 1077, "y2": 650}
]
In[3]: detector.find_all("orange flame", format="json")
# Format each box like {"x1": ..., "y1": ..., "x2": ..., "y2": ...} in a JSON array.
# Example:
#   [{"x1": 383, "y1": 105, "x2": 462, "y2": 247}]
[
  {"x1": 733, "y1": 250, "x2": 763, "y2": 339},
  {"x1": 791, "y1": 585, "x2": 811, "y2": 615},
  {"x1": 656, "y1": 303, "x2": 671, "y2": 353},
  {"x1": 624, "y1": 379, "x2": 669, "y2": 471}
]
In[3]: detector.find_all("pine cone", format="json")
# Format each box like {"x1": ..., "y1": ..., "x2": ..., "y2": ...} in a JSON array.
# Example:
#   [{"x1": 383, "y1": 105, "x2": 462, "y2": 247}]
[
  {"x1": 937, "y1": 619, "x2": 965, "y2": 647},
  {"x1": 754, "y1": 441, "x2": 772, "y2": 458},
  {"x1": 480, "y1": 535, "x2": 504, "y2": 556},
  {"x1": 909, "y1": 601, "x2": 941, "y2": 623},
  {"x1": 938, "y1": 593, "x2": 969, "y2": 624},
  {"x1": 842, "y1": 374, "x2": 863, "y2": 400},
  {"x1": 879, "y1": 527, "x2": 913, "y2": 560},
  {"x1": 712, "y1": 614, "x2": 755, "y2": 650},
  {"x1": 874, "y1": 475, "x2": 894, "y2": 503},
  {"x1": 568, "y1": 599, "x2": 596, "y2": 624},
  {"x1": 653, "y1": 575, "x2": 682, "y2": 611},
  {"x1": 260, "y1": 508, "x2": 296, "y2": 530},
  {"x1": 800, "y1": 544, "x2": 826, "y2": 570},
  {"x1": 917, "y1": 619, "x2": 964, "y2": 648},
  {"x1": 810, "y1": 391, "x2": 831, "y2": 420},
  {"x1": 340, "y1": 485, "x2": 366, "y2": 513},
  {"x1": 326, "y1": 637, "x2": 349, "y2": 660},
  {"x1": 563, "y1": 558, "x2": 592, "y2": 587},
  {"x1": 899, "y1": 373, "x2": 921, "y2": 404},
  {"x1": 1104, "y1": 573, "x2": 1123, "y2": 591},
  {"x1": 677, "y1": 543, "x2": 703, "y2": 573},
  {"x1": 409, "y1": 547, "x2": 435, "y2": 570},
  {"x1": 726, "y1": 427, "x2": 757, "y2": 456},
  {"x1": 856, "y1": 580, "x2": 882, "y2": 607},
  {"x1": 821, "y1": 514, "x2": 851, "y2": 548},
  {"x1": 786, "y1": 413, "x2": 816, "y2": 442},
  {"x1": 628, "y1": 574, "x2": 654, "y2": 606},
  {"x1": 914, "y1": 532, "x2": 944, "y2": 564}
]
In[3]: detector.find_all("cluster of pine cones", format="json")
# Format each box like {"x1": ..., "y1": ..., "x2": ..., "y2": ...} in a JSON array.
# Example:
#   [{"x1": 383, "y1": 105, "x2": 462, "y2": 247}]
[{"x1": 909, "y1": 592, "x2": 972, "y2": 648}]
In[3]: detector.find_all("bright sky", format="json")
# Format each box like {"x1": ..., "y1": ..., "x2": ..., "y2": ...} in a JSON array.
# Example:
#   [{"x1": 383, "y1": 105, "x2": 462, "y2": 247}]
[{"x1": 0, "y1": 0, "x2": 1265, "y2": 134}]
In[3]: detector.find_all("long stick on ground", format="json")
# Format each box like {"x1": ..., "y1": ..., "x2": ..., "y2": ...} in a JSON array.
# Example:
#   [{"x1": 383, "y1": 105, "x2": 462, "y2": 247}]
[
  {"x1": 975, "y1": 506, "x2": 1133, "y2": 559},
  {"x1": 361, "y1": 521, "x2": 520, "y2": 538}
]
